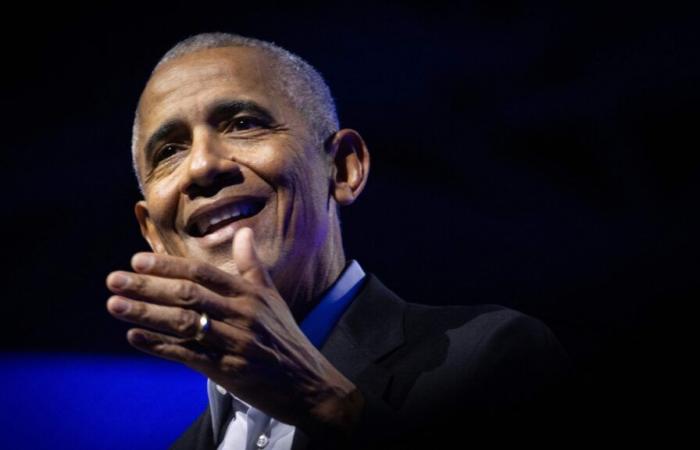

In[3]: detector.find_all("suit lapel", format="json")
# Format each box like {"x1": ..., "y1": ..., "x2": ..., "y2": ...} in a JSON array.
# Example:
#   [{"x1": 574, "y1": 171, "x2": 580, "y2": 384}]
[
  {"x1": 321, "y1": 274, "x2": 405, "y2": 374},
  {"x1": 320, "y1": 273, "x2": 406, "y2": 403},
  {"x1": 291, "y1": 274, "x2": 406, "y2": 450}
]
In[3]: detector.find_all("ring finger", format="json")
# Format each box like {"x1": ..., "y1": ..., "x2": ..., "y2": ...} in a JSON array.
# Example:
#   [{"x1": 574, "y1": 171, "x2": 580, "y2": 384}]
[{"x1": 107, "y1": 295, "x2": 223, "y2": 345}]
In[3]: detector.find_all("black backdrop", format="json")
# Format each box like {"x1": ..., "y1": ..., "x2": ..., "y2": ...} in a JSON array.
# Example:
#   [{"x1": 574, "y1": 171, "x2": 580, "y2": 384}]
[{"x1": 3, "y1": 0, "x2": 697, "y2": 435}]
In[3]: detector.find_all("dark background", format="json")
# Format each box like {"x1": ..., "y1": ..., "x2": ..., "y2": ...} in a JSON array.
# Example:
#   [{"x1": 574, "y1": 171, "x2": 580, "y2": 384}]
[{"x1": 3, "y1": 0, "x2": 697, "y2": 437}]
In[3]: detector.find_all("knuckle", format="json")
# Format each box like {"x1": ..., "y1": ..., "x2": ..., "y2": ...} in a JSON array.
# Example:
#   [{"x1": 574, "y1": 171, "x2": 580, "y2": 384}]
[
  {"x1": 221, "y1": 356, "x2": 248, "y2": 375},
  {"x1": 175, "y1": 309, "x2": 197, "y2": 335},
  {"x1": 176, "y1": 281, "x2": 198, "y2": 305},
  {"x1": 236, "y1": 298, "x2": 257, "y2": 319},
  {"x1": 188, "y1": 263, "x2": 209, "y2": 282},
  {"x1": 236, "y1": 335, "x2": 254, "y2": 354},
  {"x1": 189, "y1": 262, "x2": 230, "y2": 291},
  {"x1": 132, "y1": 274, "x2": 146, "y2": 292},
  {"x1": 238, "y1": 316, "x2": 255, "y2": 330},
  {"x1": 130, "y1": 301, "x2": 146, "y2": 318}
]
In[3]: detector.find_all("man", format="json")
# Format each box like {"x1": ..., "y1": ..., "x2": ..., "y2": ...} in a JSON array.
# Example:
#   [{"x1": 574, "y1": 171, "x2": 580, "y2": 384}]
[{"x1": 106, "y1": 33, "x2": 571, "y2": 449}]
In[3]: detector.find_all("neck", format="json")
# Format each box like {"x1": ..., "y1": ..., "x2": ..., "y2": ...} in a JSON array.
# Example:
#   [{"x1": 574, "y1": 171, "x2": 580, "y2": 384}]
[{"x1": 277, "y1": 221, "x2": 346, "y2": 323}]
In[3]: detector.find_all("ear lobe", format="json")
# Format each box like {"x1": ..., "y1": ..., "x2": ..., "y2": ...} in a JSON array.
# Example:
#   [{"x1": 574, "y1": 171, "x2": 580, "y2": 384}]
[
  {"x1": 330, "y1": 129, "x2": 370, "y2": 206},
  {"x1": 134, "y1": 200, "x2": 166, "y2": 254}
]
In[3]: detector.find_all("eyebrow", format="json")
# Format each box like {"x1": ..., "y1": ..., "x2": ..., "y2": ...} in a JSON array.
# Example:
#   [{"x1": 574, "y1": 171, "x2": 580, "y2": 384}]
[
  {"x1": 142, "y1": 99, "x2": 277, "y2": 166},
  {"x1": 143, "y1": 119, "x2": 186, "y2": 167},
  {"x1": 207, "y1": 99, "x2": 276, "y2": 127}
]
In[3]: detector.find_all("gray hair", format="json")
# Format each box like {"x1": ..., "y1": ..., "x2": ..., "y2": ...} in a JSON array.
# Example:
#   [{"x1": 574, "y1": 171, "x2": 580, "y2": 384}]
[{"x1": 131, "y1": 32, "x2": 340, "y2": 192}]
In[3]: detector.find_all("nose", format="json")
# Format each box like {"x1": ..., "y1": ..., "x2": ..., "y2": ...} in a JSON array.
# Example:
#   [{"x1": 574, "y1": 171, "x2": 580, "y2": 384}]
[{"x1": 180, "y1": 127, "x2": 242, "y2": 198}]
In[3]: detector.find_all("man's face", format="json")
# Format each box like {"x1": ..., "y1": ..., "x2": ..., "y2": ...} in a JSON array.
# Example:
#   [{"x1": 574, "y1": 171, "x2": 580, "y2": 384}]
[{"x1": 133, "y1": 46, "x2": 334, "y2": 288}]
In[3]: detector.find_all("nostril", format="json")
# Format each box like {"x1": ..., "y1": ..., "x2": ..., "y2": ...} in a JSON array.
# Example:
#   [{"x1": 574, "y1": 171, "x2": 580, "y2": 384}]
[{"x1": 184, "y1": 169, "x2": 244, "y2": 199}]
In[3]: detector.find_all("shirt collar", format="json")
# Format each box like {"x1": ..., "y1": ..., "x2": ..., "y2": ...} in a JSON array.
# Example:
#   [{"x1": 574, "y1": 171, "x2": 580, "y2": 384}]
[{"x1": 299, "y1": 259, "x2": 366, "y2": 348}]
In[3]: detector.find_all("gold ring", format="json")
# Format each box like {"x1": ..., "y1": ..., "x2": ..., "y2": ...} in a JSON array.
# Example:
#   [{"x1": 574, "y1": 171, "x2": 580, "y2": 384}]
[{"x1": 194, "y1": 312, "x2": 210, "y2": 342}]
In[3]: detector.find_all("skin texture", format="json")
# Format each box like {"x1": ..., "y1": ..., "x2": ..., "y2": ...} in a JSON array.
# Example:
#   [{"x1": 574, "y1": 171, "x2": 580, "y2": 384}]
[{"x1": 106, "y1": 46, "x2": 370, "y2": 440}]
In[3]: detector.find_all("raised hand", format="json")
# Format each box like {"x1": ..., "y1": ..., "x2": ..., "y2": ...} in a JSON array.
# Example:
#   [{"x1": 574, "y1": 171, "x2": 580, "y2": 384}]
[{"x1": 106, "y1": 227, "x2": 363, "y2": 438}]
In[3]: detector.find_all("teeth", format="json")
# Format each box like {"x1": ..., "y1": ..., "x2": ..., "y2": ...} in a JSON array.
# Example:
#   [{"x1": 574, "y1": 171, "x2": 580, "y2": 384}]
[{"x1": 195, "y1": 202, "x2": 257, "y2": 236}]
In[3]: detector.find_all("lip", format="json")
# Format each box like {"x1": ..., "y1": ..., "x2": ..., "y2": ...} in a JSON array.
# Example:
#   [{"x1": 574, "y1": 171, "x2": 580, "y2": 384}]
[{"x1": 184, "y1": 195, "x2": 268, "y2": 245}]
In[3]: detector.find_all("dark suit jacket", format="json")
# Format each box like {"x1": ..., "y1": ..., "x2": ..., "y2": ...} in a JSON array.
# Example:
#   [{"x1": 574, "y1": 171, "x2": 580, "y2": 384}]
[{"x1": 171, "y1": 273, "x2": 572, "y2": 449}]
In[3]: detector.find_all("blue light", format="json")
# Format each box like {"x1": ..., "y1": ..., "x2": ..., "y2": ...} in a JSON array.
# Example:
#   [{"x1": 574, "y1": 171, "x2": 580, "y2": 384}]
[{"x1": 0, "y1": 353, "x2": 208, "y2": 449}]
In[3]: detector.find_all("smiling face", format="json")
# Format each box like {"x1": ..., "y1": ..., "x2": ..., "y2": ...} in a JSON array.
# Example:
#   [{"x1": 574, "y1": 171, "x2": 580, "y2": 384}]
[{"x1": 133, "y1": 46, "x2": 344, "y2": 306}]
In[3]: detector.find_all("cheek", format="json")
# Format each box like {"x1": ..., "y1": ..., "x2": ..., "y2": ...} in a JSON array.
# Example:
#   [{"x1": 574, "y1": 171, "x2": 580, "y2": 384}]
[
  {"x1": 238, "y1": 142, "x2": 300, "y2": 187},
  {"x1": 151, "y1": 177, "x2": 178, "y2": 203},
  {"x1": 276, "y1": 151, "x2": 326, "y2": 215},
  {"x1": 274, "y1": 149, "x2": 330, "y2": 244},
  {"x1": 238, "y1": 140, "x2": 330, "y2": 247},
  {"x1": 144, "y1": 175, "x2": 183, "y2": 237}
]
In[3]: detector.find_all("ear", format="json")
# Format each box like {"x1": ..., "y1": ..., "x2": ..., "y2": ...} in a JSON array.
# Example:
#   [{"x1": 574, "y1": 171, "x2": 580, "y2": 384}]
[
  {"x1": 134, "y1": 200, "x2": 167, "y2": 254},
  {"x1": 328, "y1": 129, "x2": 370, "y2": 206}
]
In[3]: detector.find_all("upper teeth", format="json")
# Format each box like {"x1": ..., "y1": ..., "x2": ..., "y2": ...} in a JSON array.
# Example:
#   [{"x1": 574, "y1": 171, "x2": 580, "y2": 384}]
[{"x1": 196, "y1": 202, "x2": 256, "y2": 235}]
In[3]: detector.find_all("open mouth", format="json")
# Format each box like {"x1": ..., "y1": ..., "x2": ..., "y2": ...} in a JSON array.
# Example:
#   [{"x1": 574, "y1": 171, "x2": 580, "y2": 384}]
[{"x1": 186, "y1": 198, "x2": 266, "y2": 238}]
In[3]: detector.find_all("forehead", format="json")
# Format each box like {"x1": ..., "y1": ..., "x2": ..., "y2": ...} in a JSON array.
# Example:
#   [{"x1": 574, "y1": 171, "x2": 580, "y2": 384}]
[
  {"x1": 142, "y1": 46, "x2": 279, "y2": 103},
  {"x1": 136, "y1": 46, "x2": 294, "y2": 148}
]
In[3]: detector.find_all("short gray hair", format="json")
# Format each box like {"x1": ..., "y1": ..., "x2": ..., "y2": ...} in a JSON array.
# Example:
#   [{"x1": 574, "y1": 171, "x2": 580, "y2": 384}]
[{"x1": 131, "y1": 32, "x2": 340, "y2": 192}]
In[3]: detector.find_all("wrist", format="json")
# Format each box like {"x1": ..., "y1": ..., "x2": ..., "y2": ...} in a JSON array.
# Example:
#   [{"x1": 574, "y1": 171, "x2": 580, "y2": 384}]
[{"x1": 300, "y1": 381, "x2": 365, "y2": 443}]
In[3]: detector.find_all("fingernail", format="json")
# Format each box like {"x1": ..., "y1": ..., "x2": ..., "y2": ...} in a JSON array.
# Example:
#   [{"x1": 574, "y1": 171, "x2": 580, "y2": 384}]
[
  {"x1": 108, "y1": 297, "x2": 130, "y2": 314},
  {"x1": 132, "y1": 253, "x2": 154, "y2": 271},
  {"x1": 108, "y1": 273, "x2": 130, "y2": 289},
  {"x1": 129, "y1": 331, "x2": 151, "y2": 345}
]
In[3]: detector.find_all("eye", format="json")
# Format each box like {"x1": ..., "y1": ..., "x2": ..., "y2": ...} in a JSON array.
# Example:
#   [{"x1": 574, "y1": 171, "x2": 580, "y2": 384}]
[
  {"x1": 223, "y1": 116, "x2": 266, "y2": 133},
  {"x1": 153, "y1": 143, "x2": 183, "y2": 165}
]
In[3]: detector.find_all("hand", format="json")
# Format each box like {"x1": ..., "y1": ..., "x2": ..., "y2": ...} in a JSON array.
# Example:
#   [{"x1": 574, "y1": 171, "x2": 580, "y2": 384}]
[{"x1": 106, "y1": 227, "x2": 364, "y2": 438}]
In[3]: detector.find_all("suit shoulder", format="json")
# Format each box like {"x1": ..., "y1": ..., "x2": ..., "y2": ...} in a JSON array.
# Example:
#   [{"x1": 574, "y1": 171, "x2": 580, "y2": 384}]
[
  {"x1": 402, "y1": 300, "x2": 548, "y2": 345},
  {"x1": 398, "y1": 300, "x2": 572, "y2": 392}
]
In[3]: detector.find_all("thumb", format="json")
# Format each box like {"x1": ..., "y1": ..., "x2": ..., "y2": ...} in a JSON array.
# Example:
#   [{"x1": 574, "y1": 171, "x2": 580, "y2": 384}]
[{"x1": 232, "y1": 227, "x2": 273, "y2": 287}]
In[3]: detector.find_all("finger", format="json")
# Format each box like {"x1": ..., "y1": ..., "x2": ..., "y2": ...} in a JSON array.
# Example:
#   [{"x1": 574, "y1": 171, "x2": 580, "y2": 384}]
[
  {"x1": 127, "y1": 328, "x2": 253, "y2": 385},
  {"x1": 108, "y1": 296, "x2": 277, "y2": 361},
  {"x1": 108, "y1": 295, "x2": 209, "y2": 338},
  {"x1": 106, "y1": 271, "x2": 234, "y2": 318},
  {"x1": 130, "y1": 252, "x2": 239, "y2": 295},
  {"x1": 126, "y1": 328, "x2": 219, "y2": 368},
  {"x1": 233, "y1": 227, "x2": 273, "y2": 287},
  {"x1": 108, "y1": 295, "x2": 234, "y2": 345}
]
